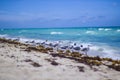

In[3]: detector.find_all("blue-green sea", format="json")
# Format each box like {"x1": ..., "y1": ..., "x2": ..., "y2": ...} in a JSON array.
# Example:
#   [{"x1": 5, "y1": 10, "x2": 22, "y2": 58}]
[{"x1": 0, "y1": 27, "x2": 120, "y2": 59}]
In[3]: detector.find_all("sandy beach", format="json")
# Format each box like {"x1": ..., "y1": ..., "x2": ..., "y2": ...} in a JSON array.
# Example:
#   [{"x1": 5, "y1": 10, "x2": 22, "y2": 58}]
[
  {"x1": 1, "y1": 0, "x2": 120, "y2": 80},
  {"x1": 0, "y1": 38, "x2": 120, "y2": 80}
]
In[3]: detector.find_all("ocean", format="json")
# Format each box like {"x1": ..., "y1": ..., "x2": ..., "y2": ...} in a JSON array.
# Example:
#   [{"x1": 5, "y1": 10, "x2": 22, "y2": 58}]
[{"x1": 0, "y1": 27, "x2": 120, "y2": 59}]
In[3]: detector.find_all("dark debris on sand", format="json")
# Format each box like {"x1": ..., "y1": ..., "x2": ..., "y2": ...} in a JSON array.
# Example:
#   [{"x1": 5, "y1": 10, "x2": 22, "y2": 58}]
[
  {"x1": 77, "y1": 66, "x2": 85, "y2": 72},
  {"x1": 31, "y1": 62, "x2": 42, "y2": 67},
  {"x1": 45, "y1": 58, "x2": 59, "y2": 66},
  {"x1": 51, "y1": 61, "x2": 59, "y2": 66},
  {"x1": 24, "y1": 59, "x2": 33, "y2": 62},
  {"x1": 24, "y1": 59, "x2": 42, "y2": 67}
]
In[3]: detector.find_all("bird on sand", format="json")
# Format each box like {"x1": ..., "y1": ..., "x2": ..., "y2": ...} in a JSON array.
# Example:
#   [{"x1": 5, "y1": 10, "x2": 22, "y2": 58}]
[{"x1": 81, "y1": 45, "x2": 90, "y2": 56}]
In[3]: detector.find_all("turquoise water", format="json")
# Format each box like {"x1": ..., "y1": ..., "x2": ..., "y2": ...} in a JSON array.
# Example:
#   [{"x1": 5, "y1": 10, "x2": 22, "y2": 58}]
[{"x1": 0, "y1": 27, "x2": 120, "y2": 59}]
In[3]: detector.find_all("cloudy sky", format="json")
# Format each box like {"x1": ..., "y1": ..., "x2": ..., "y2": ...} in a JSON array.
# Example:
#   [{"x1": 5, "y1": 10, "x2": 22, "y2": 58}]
[{"x1": 0, "y1": 0, "x2": 120, "y2": 28}]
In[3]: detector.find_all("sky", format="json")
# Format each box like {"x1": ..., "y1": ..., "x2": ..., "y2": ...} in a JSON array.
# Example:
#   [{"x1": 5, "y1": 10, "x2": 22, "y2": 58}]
[{"x1": 0, "y1": 0, "x2": 120, "y2": 28}]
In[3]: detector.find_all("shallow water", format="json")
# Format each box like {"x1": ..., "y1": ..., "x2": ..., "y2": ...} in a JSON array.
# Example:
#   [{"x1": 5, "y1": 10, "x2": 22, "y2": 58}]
[{"x1": 0, "y1": 27, "x2": 120, "y2": 59}]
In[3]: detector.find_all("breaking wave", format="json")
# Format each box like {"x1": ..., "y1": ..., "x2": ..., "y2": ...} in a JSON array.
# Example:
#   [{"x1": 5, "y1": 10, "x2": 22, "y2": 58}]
[
  {"x1": 98, "y1": 28, "x2": 104, "y2": 31},
  {"x1": 98, "y1": 28, "x2": 111, "y2": 31},
  {"x1": 117, "y1": 29, "x2": 120, "y2": 32},
  {"x1": 0, "y1": 34, "x2": 8, "y2": 37},
  {"x1": 86, "y1": 31, "x2": 96, "y2": 35},
  {"x1": 104, "y1": 28, "x2": 111, "y2": 31},
  {"x1": 50, "y1": 32, "x2": 63, "y2": 35},
  {"x1": 89, "y1": 44, "x2": 120, "y2": 60}
]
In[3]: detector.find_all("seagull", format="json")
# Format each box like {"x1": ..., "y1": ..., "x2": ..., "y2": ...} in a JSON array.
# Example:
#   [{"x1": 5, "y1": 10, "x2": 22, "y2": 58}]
[
  {"x1": 69, "y1": 46, "x2": 73, "y2": 49},
  {"x1": 74, "y1": 43, "x2": 76, "y2": 46},
  {"x1": 73, "y1": 46, "x2": 81, "y2": 52},
  {"x1": 61, "y1": 46, "x2": 68, "y2": 50},
  {"x1": 48, "y1": 43, "x2": 53, "y2": 47},
  {"x1": 53, "y1": 43, "x2": 59, "y2": 47},
  {"x1": 81, "y1": 45, "x2": 90, "y2": 56},
  {"x1": 40, "y1": 40, "x2": 48, "y2": 46}
]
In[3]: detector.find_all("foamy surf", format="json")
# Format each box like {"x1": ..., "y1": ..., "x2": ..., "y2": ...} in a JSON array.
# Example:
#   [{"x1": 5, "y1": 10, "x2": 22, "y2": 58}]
[
  {"x1": 98, "y1": 28, "x2": 112, "y2": 31},
  {"x1": 89, "y1": 45, "x2": 120, "y2": 60},
  {"x1": 98, "y1": 28, "x2": 104, "y2": 31},
  {"x1": 50, "y1": 32, "x2": 63, "y2": 35},
  {"x1": 117, "y1": 29, "x2": 120, "y2": 32},
  {"x1": 0, "y1": 34, "x2": 8, "y2": 37},
  {"x1": 86, "y1": 31, "x2": 96, "y2": 35}
]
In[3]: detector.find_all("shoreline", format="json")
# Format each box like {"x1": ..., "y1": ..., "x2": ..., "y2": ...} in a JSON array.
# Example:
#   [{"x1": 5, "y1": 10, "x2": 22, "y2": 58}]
[
  {"x1": 0, "y1": 33, "x2": 120, "y2": 60},
  {"x1": 0, "y1": 37, "x2": 120, "y2": 80}
]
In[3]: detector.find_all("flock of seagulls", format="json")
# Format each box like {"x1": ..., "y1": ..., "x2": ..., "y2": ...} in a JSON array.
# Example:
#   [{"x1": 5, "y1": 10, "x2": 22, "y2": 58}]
[
  {"x1": 29, "y1": 40, "x2": 90, "y2": 55},
  {"x1": 14, "y1": 38, "x2": 90, "y2": 55}
]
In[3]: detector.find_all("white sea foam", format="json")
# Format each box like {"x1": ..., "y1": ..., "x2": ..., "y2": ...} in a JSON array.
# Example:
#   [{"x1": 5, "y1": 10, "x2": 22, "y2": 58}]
[
  {"x1": 77, "y1": 42, "x2": 120, "y2": 60},
  {"x1": 50, "y1": 32, "x2": 63, "y2": 35},
  {"x1": 89, "y1": 45, "x2": 120, "y2": 60},
  {"x1": 0, "y1": 34, "x2": 8, "y2": 38},
  {"x1": 98, "y1": 28, "x2": 112, "y2": 31},
  {"x1": 19, "y1": 38, "x2": 44, "y2": 43},
  {"x1": 86, "y1": 31, "x2": 96, "y2": 35},
  {"x1": 104, "y1": 28, "x2": 111, "y2": 31},
  {"x1": 98, "y1": 28, "x2": 104, "y2": 31},
  {"x1": 117, "y1": 29, "x2": 120, "y2": 32}
]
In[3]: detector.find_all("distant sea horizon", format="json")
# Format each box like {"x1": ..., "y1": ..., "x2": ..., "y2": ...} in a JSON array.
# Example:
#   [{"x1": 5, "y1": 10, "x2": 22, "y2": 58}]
[{"x1": 0, "y1": 26, "x2": 120, "y2": 29}]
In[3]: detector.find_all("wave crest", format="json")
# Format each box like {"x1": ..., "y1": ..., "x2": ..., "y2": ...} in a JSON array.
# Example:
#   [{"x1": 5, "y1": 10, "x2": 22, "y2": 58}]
[
  {"x1": 0, "y1": 34, "x2": 8, "y2": 37},
  {"x1": 98, "y1": 28, "x2": 104, "y2": 31},
  {"x1": 104, "y1": 28, "x2": 111, "y2": 31},
  {"x1": 117, "y1": 29, "x2": 120, "y2": 32},
  {"x1": 50, "y1": 32, "x2": 63, "y2": 35},
  {"x1": 98, "y1": 28, "x2": 111, "y2": 31},
  {"x1": 86, "y1": 31, "x2": 96, "y2": 35}
]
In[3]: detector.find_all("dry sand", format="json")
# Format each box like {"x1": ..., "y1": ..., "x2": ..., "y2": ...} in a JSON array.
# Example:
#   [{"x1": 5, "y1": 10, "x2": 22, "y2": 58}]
[{"x1": 0, "y1": 42, "x2": 120, "y2": 80}]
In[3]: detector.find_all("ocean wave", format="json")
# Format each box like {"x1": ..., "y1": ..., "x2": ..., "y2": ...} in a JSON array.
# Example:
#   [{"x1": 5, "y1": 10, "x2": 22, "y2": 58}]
[
  {"x1": 50, "y1": 32, "x2": 63, "y2": 35},
  {"x1": 104, "y1": 28, "x2": 111, "y2": 31},
  {"x1": 117, "y1": 29, "x2": 120, "y2": 32},
  {"x1": 0, "y1": 34, "x2": 8, "y2": 37},
  {"x1": 98, "y1": 28, "x2": 111, "y2": 31},
  {"x1": 19, "y1": 30, "x2": 27, "y2": 33},
  {"x1": 20, "y1": 38, "x2": 41, "y2": 43},
  {"x1": 0, "y1": 28, "x2": 4, "y2": 31},
  {"x1": 89, "y1": 45, "x2": 120, "y2": 60},
  {"x1": 85, "y1": 31, "x2": 96, "y2": 35},
  {"x1": 98, "y1": 28, "x2": 104, "y2": 31}
]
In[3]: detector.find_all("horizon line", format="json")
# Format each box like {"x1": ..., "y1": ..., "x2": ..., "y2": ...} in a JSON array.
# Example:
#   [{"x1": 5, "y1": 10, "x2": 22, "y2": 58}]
[{"x1": 0, "y1": 26, "x2": 120, "y2": 29}]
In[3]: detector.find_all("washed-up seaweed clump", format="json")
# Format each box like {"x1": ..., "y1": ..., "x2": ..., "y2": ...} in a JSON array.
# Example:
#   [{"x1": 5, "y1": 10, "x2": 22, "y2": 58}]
[
  {"x1": 31, "y1": 62, "x2": 42, "y2": 67},
  {"x1": 0, "y1": 38, "x2": 28, "y2": 46},
  {"x1": 24, "y1": 59, "x2": 42, "y2": 67},
  {"x1": 77, "y1": 66, "x2": 84, "y2": 72},
  {"x1": 25, "y1": 45, "x2": 53, "y2": 53},
  {"x1": 50, "y1": 53, "x2": 120, "y2": 71}
]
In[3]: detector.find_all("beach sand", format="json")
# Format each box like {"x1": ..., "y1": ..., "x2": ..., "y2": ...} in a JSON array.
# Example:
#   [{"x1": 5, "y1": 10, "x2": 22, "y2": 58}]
[{"x1": 0, "y1": 40, "x2": 120, "y2": 80}]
